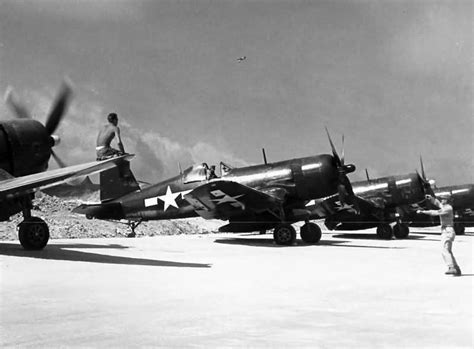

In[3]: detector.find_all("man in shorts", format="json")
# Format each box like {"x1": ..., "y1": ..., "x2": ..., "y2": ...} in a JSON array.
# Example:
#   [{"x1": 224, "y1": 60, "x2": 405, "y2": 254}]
[
  {"x1": 96, "y1": 113, "x2": 125, "y2": 160},
  {"x1": 417, "y1": 194, "x2": 461, "y2": 276}
]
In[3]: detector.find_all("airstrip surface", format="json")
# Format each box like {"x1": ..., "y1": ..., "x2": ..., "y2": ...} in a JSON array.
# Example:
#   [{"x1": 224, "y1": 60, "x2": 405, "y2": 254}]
[{"x1": 1, "y1": 228, "x2": 472, "y2": 348}]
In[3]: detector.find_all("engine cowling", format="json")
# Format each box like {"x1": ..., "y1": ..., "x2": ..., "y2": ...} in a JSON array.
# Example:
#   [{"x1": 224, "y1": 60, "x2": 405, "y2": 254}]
[{"x1": 0, "y1": 119, "x2": 52, "y2": 177}]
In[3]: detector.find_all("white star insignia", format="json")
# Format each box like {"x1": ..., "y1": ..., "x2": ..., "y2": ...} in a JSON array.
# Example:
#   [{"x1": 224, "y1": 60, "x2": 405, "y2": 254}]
[
  {"x1": 144, "y1": 188, "x2": 192, "y2": 209},
  {"x1": 158, "y1": 186, "x2": 181, "y2": 211}
]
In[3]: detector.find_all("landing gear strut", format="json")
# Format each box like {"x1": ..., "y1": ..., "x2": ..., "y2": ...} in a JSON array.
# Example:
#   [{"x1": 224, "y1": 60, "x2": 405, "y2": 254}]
[
  {"x1": 454, "y1": 222, "x2": 465, "y2": 235},
  {"x1": 376, "y1": 223, "x2": 393, "y2": 240},
  {"x1": 300, "y1": 222, "x2": 322, "y2": 244},
  {"x1": 273, "y1": 223, "x2": 296, "y2": 245},
  {"x1": 393, "y1": 222, "x2": 409, "y2": 239},
  {"x1": 126, "y1": 220, "x2": 143, "y2": 238}
]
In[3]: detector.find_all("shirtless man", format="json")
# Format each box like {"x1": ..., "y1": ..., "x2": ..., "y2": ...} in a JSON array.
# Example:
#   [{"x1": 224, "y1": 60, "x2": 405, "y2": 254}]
[
  {"x1": 96, "y1": 113, "x2": 125, "y2": 160},
  {"x1": 417, "y1": 194, "x2": 461, "y2": 276}
]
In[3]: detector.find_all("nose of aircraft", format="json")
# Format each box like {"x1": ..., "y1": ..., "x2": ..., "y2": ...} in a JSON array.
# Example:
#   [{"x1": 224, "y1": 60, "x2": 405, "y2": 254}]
[{"x1": 325, "y1": 128, "x2": 356, "y2": 201}]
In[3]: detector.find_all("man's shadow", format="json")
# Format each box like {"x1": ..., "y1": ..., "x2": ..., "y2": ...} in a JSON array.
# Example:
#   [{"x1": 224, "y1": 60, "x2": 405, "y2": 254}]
[{"x1": 0, "y1": 242, "x2": 211, "y2": 268}]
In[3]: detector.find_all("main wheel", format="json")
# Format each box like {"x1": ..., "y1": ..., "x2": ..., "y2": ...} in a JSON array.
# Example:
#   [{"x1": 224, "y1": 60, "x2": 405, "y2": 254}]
[
  {"x1": 300, "y1": 223, "x2": 322, "y2": 244},
  {"x1": 376, "y1": 223, "x2": 393, "y2": 240},
  {"x1": 273, "y1": 224, "x2": 296, "y2": 246},
  {"x1": 18, "y1": 217, "x2": 50, "y2": 250},
  {"x1": 393, "y1": 223, "x2": 409, "y2": 239},
  {"x1": 454, "y1": 223, "x2": 465, "y2": 235}
]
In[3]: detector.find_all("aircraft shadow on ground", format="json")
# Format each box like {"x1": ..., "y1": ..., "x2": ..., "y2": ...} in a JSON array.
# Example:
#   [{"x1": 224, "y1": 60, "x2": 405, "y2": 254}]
[
  {"x1": 0, "y1": 242, "x2": 211, "y2": 268},
  {"x1": 331, "y1": 233, "x2": 439, "y2": 242},
  {"x1": 214, "y1": 236, "x2": 403, "y2": 249}
]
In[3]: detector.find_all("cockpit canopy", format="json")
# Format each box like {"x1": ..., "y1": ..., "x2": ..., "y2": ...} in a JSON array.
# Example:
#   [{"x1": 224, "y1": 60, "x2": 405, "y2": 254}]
[
  {"x1": 182, "y1": 164, "x2": 208, "y2": 184},
  {"x1": 181, "y1": 161, "x2": 233, "y2": 184}
]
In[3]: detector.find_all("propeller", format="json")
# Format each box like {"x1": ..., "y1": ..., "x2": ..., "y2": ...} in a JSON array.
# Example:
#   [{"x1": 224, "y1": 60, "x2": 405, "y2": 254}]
[
  {"x1": 44, "y1": 80, "x2": 73, "y2": 136},
  {"x1": 4, "y1": 87, "x2": 32, "y2": 119},
  {"x1": 417, "y1": 155, "x2": 435, "y2": 195},
  {"x1": 4, "y1": 80, "x2": 73, "y2": 168},
  {"x1": 325, "y1": 127, "x2": 356, "y2": 205}
]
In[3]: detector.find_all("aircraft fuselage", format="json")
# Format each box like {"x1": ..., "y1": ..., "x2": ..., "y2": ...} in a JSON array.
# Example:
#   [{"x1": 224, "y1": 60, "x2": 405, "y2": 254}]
[{"x1": 99, "y1": 154, "x2": 342, "y2": 222}]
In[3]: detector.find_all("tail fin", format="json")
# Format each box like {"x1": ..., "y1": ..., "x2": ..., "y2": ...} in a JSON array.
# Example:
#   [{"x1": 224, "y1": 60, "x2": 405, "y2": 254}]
[{"x1": 100, "y1": 160, "x2": 140, "y2": 202}]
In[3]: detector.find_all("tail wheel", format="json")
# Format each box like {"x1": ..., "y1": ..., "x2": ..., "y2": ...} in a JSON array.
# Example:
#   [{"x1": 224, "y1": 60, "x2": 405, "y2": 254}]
[
  {"x1": 273, "y1": 224, "x2": 296, "y2": 246},
  {"x1": 393, "y1": 223, "x2": 409, "y2": 239},
  {"x1": 18, "y1": 217, "x2": 50, "y2": 250},
  {"x1": 300, "y1": 222, "x2": 322, "y2": 244},
  {"x1": 376, "y1": 223, "x2": 393, "y2": 240},
  {"x1": 454, "y1": 223, "x2": 465, "y2": 235}
]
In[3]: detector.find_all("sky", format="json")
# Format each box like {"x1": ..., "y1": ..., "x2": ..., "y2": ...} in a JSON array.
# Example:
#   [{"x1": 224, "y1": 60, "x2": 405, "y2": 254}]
[{"x1": 0, "y1": 0, "x2": 472, "y2": 186}]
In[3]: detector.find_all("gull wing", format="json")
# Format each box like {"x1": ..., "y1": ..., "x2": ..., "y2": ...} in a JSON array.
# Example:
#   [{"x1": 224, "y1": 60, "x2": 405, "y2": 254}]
[
  {"x1": 183, "y1": 180, "x2": 286, "y2": 220},
  {"x1": 0, "y1": 155, "x2": 133, "y2": 200}
]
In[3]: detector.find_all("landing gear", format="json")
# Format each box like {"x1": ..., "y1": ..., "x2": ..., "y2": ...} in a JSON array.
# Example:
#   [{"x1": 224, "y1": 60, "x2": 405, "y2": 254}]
[
  {"x1": 126, "y1": 220, "x2": 143, "y2": 238},
  {"x1": 454, "y1": 223, "x2": 465, "y2": 235},
  {"x1": 376, "y1": 223, "x2": 393, "y2": 240},
  {"x1": 300, "y1": 222, "x2": 322, "y2": 244},
  {"x1": 393, "y1": 223, "x2": 409, "y2": 239},
  {"x1": 273, "y1": 224, "x2": 296, "y2": 246},
  {"x1": 18, "y1": 217, "x2": 50, "y2": 250}
]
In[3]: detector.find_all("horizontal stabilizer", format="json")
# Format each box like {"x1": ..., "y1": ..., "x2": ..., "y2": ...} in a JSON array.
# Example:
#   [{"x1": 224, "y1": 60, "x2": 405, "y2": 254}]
[{"x1": 73, "y1": 202, "x2": 124, "y2": 220}]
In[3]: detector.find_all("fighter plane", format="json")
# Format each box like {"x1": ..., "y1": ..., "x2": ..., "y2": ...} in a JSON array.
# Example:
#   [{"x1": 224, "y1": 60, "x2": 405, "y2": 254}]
[
  {"x1": 1, "y1": 81, "x2": 132, "y2": 249},
  {"x1": 306, "y1": 165, "x2": 435, "y2": 239},
  {"x1": 409, "y1": 184, "x2": 474, "y2": 235},
  {"x1": 434, "y1": 184, "x2": 474, "y2": 234},
  {"x1": 74, "y1": 130, "x2": 356, "y2": 245},
  {"x1": 406, "y1": 158, "x2": 474, "y2": 235}
]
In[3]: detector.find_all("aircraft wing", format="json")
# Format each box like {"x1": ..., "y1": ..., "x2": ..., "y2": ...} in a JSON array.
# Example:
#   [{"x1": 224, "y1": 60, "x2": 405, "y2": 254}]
[
  {"x1": 307, "y1": 194, "x2": 382, "y2": 219},
  {"x1": 183, "y1": 180, "x2": 285, "y2": 220},
  {"x1": 0, "y1": 155, "x2": 133, "y2": 200}
]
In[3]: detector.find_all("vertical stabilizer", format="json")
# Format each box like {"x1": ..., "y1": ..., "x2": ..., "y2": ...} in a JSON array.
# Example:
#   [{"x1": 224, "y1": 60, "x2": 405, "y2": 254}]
[{"x1": 100, "y1": 160, "x2": 140, "y2": 202}]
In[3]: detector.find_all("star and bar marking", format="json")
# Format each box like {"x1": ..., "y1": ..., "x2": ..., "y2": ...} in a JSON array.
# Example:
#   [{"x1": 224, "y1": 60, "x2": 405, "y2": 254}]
[
  {"x1": 210, "y1": 190, "x2": 245, "y2": 209},
  {"x1": 144, "y1": 186, "x2": 191, "y2": 211}
]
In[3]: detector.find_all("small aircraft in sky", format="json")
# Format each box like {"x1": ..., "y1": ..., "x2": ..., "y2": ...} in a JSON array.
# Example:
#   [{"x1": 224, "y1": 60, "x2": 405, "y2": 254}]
[
  {"x1": 0, "y1": 81, "x2": 133, "y2": 249},
  {"x1": 237, "y1": 56, "x2": 246, "y2": 62},
  {"x1": 74, "y1": 129, "x2": 356, "y2": 245},
  {"x1": 306, "y1": 158, "x2": 435, "y2": 239}
]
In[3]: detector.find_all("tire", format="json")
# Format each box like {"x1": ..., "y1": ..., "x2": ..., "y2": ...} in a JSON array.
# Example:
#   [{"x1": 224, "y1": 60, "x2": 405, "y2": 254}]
[
  {"x1": 393, "y1": 223, "x2": 409, "y2": 239},
  {"x1": 376, "y1": 223, "x2": 393, "y2": 240},
  {"x1": 454, "y1": 223, "x2": 465, "y2": 235},
  {"x1": 273, "y1": 224, "x2": 296, "y2": 246},
  {"x1": 300, "y1": 223, "x2": 322, "y2": 244},
  {"x1": 18, "y1": 217, "x2": 50, "y2": 250}
]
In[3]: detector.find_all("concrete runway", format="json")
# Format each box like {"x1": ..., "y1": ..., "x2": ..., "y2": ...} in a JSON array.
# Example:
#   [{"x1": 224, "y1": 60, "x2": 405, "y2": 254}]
[{"x1": 1, "y1": 228, "x2": 473, "y2": 348}]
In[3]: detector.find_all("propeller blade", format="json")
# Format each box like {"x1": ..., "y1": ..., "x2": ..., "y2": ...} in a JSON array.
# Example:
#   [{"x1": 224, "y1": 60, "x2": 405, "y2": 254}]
[
  {"x1": 325, "y1": 127, "x2": 341, "y2": 166},
  {"x1": 4, "y1": 86, "x2": 32, "y2": 119},
  {"x1": 51, "y1": 149, "x2": 67, "y2": 168},
  {"x1": 419, "y1": 155, "x2": 426, "y2": 180},
  {"x1": 44, "y1": 80, "x2": 73, "y2": 135},
  {"x1": 341, "y1": 134, "x2": 345, "y2": 166}
]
